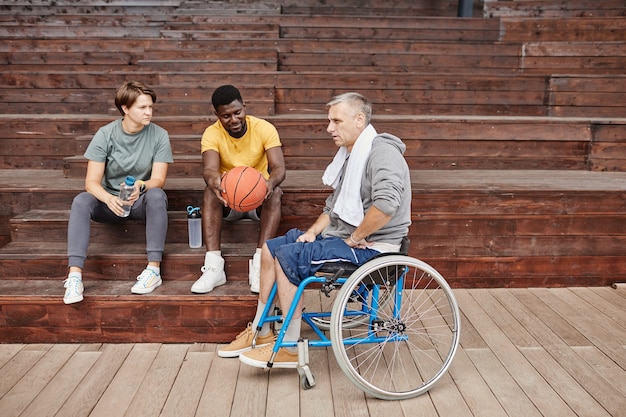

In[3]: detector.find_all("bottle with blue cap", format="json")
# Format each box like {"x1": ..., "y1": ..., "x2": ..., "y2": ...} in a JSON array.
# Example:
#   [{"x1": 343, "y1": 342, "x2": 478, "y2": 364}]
[
  {"x1": 187, "y1": 205, "x2": 202, "y2": 248},
  {"x1": 118, "y1": 175, "x2": 135, "y2": 217}
]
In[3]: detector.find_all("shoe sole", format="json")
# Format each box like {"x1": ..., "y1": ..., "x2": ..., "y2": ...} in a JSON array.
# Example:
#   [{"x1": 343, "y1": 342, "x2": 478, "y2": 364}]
[
  {"x1": 131, "y1": 278, "x2": 162, "y2": 294},
  {"x1": 217, "y1": 341, "x2": 272, "y2": 358},
  {"x1": 191, "y1": 276, "x2": 226, "y2": 294},
  {"x1": 63, "y1": 295, "x2": 83, "y2": 304},
  {"x1": 239, "y1": 352, "x2": 298, "y2": 369}
]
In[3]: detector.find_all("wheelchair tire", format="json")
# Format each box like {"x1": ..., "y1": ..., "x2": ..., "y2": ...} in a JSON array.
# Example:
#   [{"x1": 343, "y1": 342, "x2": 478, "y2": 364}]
[{"x1": 329, "y1": 255, "x2": 461, "y2": 400}]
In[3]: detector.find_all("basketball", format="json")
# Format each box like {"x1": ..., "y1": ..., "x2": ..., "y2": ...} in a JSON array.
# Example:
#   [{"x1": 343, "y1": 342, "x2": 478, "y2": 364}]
[{"x1": 220, "y1": 166, "x2": 267, "y2": 212}]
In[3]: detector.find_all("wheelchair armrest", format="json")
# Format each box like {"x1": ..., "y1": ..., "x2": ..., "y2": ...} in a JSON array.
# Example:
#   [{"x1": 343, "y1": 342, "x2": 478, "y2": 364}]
[
  {"x1": 317, "y1": 262, "x2": 359, "y2": 276},
  {"x1": 315, "y1": 236, "x2": 410, "y2": 277}
]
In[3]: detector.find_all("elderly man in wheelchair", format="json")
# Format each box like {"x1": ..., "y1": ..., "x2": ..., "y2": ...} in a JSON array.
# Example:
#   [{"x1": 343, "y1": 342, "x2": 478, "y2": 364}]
[{"x1": 217, "y1": 92, "x2": 460, "y2": 400}]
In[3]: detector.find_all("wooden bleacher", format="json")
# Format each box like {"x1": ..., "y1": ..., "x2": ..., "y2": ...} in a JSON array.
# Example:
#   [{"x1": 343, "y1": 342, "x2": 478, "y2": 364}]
[{"x1": 1, "y1": 0, "x2": 626, "y2": 343}]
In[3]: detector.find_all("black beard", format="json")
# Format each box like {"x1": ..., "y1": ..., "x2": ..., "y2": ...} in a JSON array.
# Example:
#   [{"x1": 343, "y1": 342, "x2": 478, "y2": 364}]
[{"x1": 229, "y1": 121, "x2": 247, "y2": 138}]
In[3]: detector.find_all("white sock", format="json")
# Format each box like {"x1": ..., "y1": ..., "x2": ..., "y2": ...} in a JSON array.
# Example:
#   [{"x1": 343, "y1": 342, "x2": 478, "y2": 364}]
[
  {"x1": 252, "y1": 301, "x2": 272, "y2": 336},
  {"x1": 283, "y1": 317, "x2": 302, "y2": 352},
  {"x1": 68, "y1": 271, "x2": 82, "y2": 280},
  {"x1": 255, "y1": 248, "x2": 261, "y2": 255},
  {"x1": 147, "y1": 265, "x2": 160, "y2": 275}
]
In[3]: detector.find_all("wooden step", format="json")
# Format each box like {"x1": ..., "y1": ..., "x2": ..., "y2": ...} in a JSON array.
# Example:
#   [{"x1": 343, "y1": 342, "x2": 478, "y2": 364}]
[
  {"x1": 520, "y1": 42, "x2": 626, "y2": 75},
  {"x1": 62, "y1": 114, "x2": 621, "y2": 177},
  {"x1": 501, "y1": 17, "x2": 626, "y2": 42},
  {"x1": 3, "y1": 0, "x2": 626, "y2": 346},
  {"x1": 0, "y1": 85, "x2": 276, "y2": 117},
  {"x1": 8, "y1": 209, "x2": 260, "y2": 244},
  {"x1": 4, "y1": 168, "x2": 626, "y2": 287},
  {"x1": 0, "y1": 241, "x2": 256, "y2": 282},
  {"x1": 281, "y1": 2, "x2": 479, "y2": 17},
  {"x1": 0, "y1": 279, "x2": 256, "y2": 343},
  {"x1": 487, "y1": 1, "x2": 626, "y2": 18},
  {"x1": 278, "y1": 17, "x2": 501, "y2": 42}
]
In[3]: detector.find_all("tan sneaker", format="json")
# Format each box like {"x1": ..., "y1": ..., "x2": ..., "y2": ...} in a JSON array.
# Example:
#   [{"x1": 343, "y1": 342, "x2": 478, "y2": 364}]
[
  {"x1": 217, "y1": 323, "x2": 275, "y2": 358},
  {"x1": 239, "y1": 342, "x2": 299, "y2": 369}
]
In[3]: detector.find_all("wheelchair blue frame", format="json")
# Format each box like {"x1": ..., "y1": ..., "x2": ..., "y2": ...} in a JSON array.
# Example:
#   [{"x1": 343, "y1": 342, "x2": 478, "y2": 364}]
[
  {"x1": 254, "y1": 268, "x2": 408, "y2": 359},
  {"x1": 247, "y1": 252, "x2": 461, "y2": 400}
]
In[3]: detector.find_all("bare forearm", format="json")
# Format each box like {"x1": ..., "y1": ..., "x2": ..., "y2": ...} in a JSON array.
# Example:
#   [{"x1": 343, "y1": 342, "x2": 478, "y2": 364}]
[
  {"x1": 85, "y1": 180, "x2": 115, "y2": 204},
  {"x1": 306, "y1": 213, "x2": 331, "y2": 236},
  {"x1": 267, "y1": 166, "x2": 286, "y2": 190}
]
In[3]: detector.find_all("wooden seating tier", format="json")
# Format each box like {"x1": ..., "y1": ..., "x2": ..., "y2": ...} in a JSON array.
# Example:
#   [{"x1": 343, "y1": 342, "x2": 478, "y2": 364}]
[{"x1": 2, "y1": 0, "x2": 626, "y2": 342}]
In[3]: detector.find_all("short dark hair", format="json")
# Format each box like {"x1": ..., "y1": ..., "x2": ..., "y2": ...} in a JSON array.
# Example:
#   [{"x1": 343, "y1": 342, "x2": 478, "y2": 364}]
[
  {"x1": 212, "y1": 85, "x2": 243, "y2": 110},
  {"x1": 114, "y1": 80, "x2": 156, "y2": 116}
]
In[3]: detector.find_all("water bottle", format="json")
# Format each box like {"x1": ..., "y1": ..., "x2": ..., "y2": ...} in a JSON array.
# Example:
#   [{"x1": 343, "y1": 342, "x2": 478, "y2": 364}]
[
  {"x1": 118, "y1": 175, "x2": 135, "y2": 217},
  {"x1": 187, "y1": 206, "x2": 202, "y2": 248}
]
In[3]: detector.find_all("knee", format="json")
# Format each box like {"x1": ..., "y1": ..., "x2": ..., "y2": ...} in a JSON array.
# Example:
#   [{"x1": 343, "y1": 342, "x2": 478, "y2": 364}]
[
  {"x1": 204, "y1": 185, "x2": 223, "y2": 210},
  {"x1": 266, "y1": 185, "x2": 282, "y2": 208},
  {"x1": 71, "y1": 192, "x2": 96, "y2": 212},
  {"x1": 262, "y1": 242, "x2": 271, "y2": 256},
  {"x1": 144, "y1": 188, "x2": 168, "y2": 210}
]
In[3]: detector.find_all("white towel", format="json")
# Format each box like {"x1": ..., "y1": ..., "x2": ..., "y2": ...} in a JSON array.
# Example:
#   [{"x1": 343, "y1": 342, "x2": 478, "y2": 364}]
[{"x1": 322, "y1": 124, "x2": 377, "y2": 226}]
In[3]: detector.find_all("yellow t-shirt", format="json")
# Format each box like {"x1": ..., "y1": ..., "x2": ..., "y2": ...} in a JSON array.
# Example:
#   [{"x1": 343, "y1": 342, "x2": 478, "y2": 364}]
[{"x1": 200, "y1": 115, "x2": 281, "y2": 179}]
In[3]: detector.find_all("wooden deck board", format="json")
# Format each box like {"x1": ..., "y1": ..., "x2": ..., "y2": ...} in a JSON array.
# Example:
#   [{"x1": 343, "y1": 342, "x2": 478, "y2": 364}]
[
  {"x1": 529, "y1": 288, "x2": 626, "y2": 369},
  {"x1": 495, "y1": 289, "x2": 626, "y2": 416},
  {"x1": 87, "y1": 344, "x2": 160, "y2": 417},
  {"x1": 195, "y1": 350, "x2": 237, "y2": 417},
  {"x1": 455, "y1": 290, "x2": 579, "y2": 417},
  {"x1": 0, "y1": 287, "x2": 623, "y2": 416},
  {"x1": 54, "y1": 343, "x2": 134, "y2": 417},
  {"x1": 19, "y1": 350, "x2": 100, "y2": 417},
  {"x1": 465, "y1": 348, "x2": 543, "y2": 417},
  {"x1": 0, "y1": 347, "x2": 50, "y2": 400},
  {"x1": 518, "y1": 347, "x2": 611, "y2": 417},
  {"x1": 448, "y1": 297, "x2": 525, "y2": 413},
  {"x1": 123, "y1": 344, "x2": 190, "y2": 417},
  {"x1": 160, "y1": 350, "x2": 213, "y2": 417},
  {"x1": 571, "y1": 346, "x2": 626, "y2": 397},
  {"x1": 0, "y1": 344, "x2": 79, "y2": 417}
]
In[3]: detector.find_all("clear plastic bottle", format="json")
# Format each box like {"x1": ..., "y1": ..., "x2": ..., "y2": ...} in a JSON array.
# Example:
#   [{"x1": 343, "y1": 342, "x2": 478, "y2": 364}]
[
  {"x1": 118, "y1": 175, "x2": 136, "y2": 217},
  {"x1": 187, "y1": 205, "x2": 202, "y2": 248}
]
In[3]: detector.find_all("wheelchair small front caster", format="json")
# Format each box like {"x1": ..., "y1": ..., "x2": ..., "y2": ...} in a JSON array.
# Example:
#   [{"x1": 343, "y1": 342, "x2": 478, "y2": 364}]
[
  {"x1": 297, "y1": 338, "x2": 315, "y2": 389},
  {"x1": 300, "y1": 373, "x2": 315, "y2": 390}
]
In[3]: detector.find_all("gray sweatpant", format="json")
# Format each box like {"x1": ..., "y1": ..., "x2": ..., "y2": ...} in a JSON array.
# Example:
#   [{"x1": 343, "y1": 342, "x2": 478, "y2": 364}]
[{"x1": 67, "y1": 188, "x2": 169, "y2": 269}]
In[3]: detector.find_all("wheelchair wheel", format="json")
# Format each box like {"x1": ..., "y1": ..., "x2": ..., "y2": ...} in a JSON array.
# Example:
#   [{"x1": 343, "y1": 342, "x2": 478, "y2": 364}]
[{"x1": 329, "y1": 255, "x2": 461, "y2": 400}]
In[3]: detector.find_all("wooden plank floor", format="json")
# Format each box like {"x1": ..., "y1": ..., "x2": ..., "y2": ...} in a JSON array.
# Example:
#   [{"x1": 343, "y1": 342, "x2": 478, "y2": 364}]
[{"x1": 0, "y1": 287, "x2": 624, "y2": 417}]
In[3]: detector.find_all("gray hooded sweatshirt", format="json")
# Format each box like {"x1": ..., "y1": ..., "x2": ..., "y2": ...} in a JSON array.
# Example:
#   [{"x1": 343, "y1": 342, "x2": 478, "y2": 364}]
[{"x1": 322, "y1": 132, "x2": 412, "y2": 246}]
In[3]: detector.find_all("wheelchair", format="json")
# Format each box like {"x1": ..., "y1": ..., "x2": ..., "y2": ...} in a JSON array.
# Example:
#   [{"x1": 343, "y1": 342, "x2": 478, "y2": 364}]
[{"x1": 252, "y1": 238, "x2": 461, "y2": 400}]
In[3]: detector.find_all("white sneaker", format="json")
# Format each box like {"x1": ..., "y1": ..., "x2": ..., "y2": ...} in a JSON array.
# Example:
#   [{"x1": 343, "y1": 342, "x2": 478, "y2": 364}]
[
  {"x1": 63, "y1": 275, "x2": 84, "y2": 304},
  {"x1": 249, "y1": 252, "x2": 261, "y2": 294},
  {"x1": 191, "y1": 252, "x2": 226, "y2": 293},
  {"x1": 131, "y1": 268, "x2": 162, "y2": 294}
]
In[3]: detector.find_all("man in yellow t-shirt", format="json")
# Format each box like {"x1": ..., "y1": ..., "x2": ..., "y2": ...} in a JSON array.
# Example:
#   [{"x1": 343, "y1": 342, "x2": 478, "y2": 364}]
[{"x1": 192, "y1": 85, "x2": 286, "y2": 294}]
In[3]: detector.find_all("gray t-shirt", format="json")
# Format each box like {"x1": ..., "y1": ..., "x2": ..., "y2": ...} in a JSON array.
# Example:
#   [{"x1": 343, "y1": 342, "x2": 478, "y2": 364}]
[{"x1": 84, "y1": 119, "x2": 173, "y2": 194}]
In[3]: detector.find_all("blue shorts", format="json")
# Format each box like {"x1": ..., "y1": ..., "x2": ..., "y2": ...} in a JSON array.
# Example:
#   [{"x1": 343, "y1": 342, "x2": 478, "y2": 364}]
[{"x1": 266, "y1": 228, "x2": 381, "y2": 286}]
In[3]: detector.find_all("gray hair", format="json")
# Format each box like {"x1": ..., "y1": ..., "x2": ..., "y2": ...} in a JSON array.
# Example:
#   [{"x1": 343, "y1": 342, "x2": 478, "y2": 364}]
[{"x1": 326, "y1": 92, "x2": 372, "y2": 125}]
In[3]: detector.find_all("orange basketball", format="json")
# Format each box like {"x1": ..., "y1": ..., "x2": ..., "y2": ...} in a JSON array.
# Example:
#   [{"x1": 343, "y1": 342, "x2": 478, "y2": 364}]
[{"x1": 220, "y1": 166, "x2": 267, "y2": 212}]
